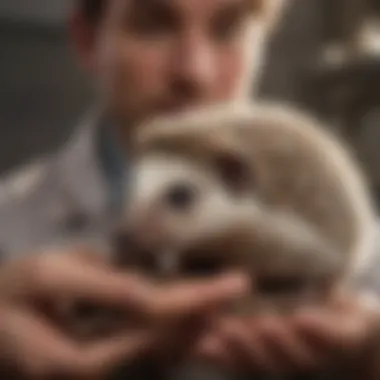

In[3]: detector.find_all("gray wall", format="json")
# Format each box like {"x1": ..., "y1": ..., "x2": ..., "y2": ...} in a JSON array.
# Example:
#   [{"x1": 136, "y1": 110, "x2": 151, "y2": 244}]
[
  {"x1": 0, "y1": 23, "x2": 93, "y2": 174},
  {"x1": 0, "y1": 0, "x2": 72, "y2": 25}
]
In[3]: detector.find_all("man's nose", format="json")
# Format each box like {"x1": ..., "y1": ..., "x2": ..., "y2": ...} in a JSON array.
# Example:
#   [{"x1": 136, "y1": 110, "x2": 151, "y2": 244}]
[{"x1": 170, "y1": 31, "x2": 216, "y2": 97}]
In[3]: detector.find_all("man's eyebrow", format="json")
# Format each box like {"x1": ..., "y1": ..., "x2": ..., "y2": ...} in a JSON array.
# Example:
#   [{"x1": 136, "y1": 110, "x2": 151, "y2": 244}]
[
  {"x1": 128, "y1": 0, "x2": 176, "y2": 17},
  {"x1": 213, "y1": 0, "x2": 257, "y2": 22},
  {"x1": 250, "y1": 0, "x2": 264, "y2": 13},
  {"x1": 129, "y1": 0, "x2": 171, "y2": 9},
  {"x1": 245, "y1": 0, "x2": 265, "y2": 15},
  {"x1": 218, "y1": 0, "x2": 263, "y2": 17},
  {"x1": 126, "y1": 0, "x2": 177, "y2": 23},
  {"x1": 128, "y1": 0, "x2": 261, "y2": 13}
]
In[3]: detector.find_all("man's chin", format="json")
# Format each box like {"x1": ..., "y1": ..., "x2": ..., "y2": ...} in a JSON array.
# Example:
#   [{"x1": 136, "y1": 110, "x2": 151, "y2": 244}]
[
  {"x1": 153, "y1": 102, "x2": 208, "y2": 117},
  {"x1": 119, "y1": 102, "x2": 207, "y2": 128}
]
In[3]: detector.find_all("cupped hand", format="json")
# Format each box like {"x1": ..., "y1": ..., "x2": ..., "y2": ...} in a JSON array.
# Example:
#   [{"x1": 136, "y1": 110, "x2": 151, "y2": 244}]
[
  {"x1": 0, "y1": 246, "x2": 249, "y2": 379},
  {"x1": 194, "y1": 291, "x2": 380, "y2": 376}
]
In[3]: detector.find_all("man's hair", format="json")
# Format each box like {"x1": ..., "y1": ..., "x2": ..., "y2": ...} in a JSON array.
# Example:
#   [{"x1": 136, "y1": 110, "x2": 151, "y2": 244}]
[{"x1": 80, "y1": 0, "x2": 105, "y2": 22}]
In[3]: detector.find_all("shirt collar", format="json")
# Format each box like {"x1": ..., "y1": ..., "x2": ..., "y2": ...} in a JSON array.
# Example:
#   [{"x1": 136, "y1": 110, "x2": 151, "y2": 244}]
[
  {"x1": 54, "y1": 107, "x2": 128, "y2": 220},
  {"x1": 97, "y1": 117, "x2": 128, "y2": 214}
]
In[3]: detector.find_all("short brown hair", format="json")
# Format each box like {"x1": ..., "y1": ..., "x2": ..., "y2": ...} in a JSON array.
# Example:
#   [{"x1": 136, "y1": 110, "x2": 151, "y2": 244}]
[{"x1": 80, "y1": 0, "x2": 105, "y2": 22}]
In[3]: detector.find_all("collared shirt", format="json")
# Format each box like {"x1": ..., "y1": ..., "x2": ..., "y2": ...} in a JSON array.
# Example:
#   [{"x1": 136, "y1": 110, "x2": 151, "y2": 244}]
[{"x1": 96, "y1": 119, "x2": 128, "y2": 216}]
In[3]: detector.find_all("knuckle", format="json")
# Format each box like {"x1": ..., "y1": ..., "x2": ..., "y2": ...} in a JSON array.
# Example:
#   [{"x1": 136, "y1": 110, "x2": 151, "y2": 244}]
[
  {"x1": 31, "y1": 348, "x2": 79, "y2": 379},
  {"x1": 26, "y1": 253, "x2": 64, "y2": 291},
  {"x1": 144, "y1": 297, "x2": 162, "y2": 320},
  {"x1": 27, "y1": 256, "x2": 53, "y2": 288},
  {"x1": 24, "y1": 357, "x2": 52, "y2": 380},
  {"x1": 50, "y1": 351, "x2": 79, "y2": 377},
  {"x1": 59, "y1": 351, "x2": 95, "y2": 378}
]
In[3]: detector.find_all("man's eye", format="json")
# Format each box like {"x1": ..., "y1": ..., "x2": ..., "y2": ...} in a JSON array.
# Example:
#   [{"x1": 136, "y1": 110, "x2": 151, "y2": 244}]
[
  {"x1": 211, "y1": 17, "x2": 244, "y2": 42},
  {"x1": 126, "y1": 5, "x2": 177, "y2": 37},
  {"x1": 131, "y1": 17, "x2": 174, "y2": 36}
]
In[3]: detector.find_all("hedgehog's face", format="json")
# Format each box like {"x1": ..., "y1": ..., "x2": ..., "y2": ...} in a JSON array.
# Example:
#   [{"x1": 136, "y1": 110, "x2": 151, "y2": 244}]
[
  {"x1": 114, "y1": 150, "x2": 339, "y2": 310},
  {"x1": 119, "y1": 149, "x2": 256, "y2": 269},
  {"x1": 116, "y1": 147, "x2": 341, "y2": 299},
  {"x1": 112, "y1": 104, "x2": 372, "y2": 311}
]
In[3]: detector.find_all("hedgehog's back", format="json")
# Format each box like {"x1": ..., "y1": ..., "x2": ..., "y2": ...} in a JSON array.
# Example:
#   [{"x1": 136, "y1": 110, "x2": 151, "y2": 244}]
[
  {"x1": 134, "y1": 102, "x2": 376, "y2": 276},
  {"x1": 233, "y1": 104, "x2": 375, "y2": 275}
]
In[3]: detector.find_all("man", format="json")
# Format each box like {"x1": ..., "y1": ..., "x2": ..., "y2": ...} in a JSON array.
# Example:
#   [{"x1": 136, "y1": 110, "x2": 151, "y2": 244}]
[{"x1": 0, "y1": 0, "x2": 379, "y2": 378}]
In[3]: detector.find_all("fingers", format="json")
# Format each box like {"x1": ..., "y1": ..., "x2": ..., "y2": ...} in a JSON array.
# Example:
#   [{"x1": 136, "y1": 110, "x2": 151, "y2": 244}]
[
  {"x1": 0, "y1": 248, "x2": 251, "y2": 379},
  {"x1": 194, "y1": 295, "x2": 379, "y2": 375},
  {"x1": 143, "y1": 272, "x2": 250, "y2": 322},
  {"x1": 292, "y1": 309, "x2": 369, "y2": 355},
  {"x1": 1, "y1": 250, "x2": 152, "y2": 310},
  {"x1": 35, "y1": 258, "x2": 148, "y2": 307},
  {"x1": 65, "y1": 245, "x2": 113, "y2": 268},
  {"x1": 0, "y1": 248, "x2": 111, "y2": 298},
  {"x1": 153, "y1": 314, "x2": 212, "y2": 365},
  {"x1": 288, "y1": 296, "x2": 380, "y2": 367},
  {"x1": 55, "y1": 270, "x2": 249, "y2": 326},
  {"x1": 68, "y1": 329, "x2": 156, "y2": 378},
  {"x1": 197, "y1": 318, "x2": 276, "y2": 371},
  {"x1": 253, "y1": 316, "x2": 316, "y2": 371},
  {"x1": 0, "y1": 306, "x2": 156, "y2": 379},
  {"x1": 0, "y1": 306, "x2": 81, "y2": 378},
  {"x1": 196, "y1": 315, "x2": 316, "y2": 373},
  {"x1": 2, "y1": 250, "x2": 249, "y2": 322}
]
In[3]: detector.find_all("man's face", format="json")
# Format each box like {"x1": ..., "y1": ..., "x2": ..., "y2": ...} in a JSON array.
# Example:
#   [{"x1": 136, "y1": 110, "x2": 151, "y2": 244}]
[{"x1": 79, "y1": 0, "x2": 266, "y2": 125}]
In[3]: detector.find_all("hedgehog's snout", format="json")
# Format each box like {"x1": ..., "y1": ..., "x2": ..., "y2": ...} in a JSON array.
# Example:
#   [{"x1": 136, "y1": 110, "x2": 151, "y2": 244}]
[
  {"x1": 112, "y1": 225, "x2": 231, "y2": 278},
  {"x1": 112, "y1": 230, "x2": 159, "y2": 273}
]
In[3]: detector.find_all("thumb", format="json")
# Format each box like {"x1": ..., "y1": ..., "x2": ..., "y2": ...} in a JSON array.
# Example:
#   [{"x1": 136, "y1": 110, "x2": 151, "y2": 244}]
[
  {"x1": 140, "y1": 272, "x2": 250, "y2": 323},
  {"x1": 69, "y1": 329, "x2": 157, "y2": 379}
]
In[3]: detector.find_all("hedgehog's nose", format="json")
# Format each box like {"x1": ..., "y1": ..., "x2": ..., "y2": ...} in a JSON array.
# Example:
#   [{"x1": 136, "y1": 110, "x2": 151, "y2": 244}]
[
  {"x1": 181, "y1": 255, "x2": 224, "y2": 277},
  {"x1": 113, "y1": 230, "x2": 135, "y2": 255},
  {"x1": 112, "y1": 230, "x2": 138, "y2": 266},
  {"x1": 112, "y1": 230, "x2": 157, "y2": 272}
]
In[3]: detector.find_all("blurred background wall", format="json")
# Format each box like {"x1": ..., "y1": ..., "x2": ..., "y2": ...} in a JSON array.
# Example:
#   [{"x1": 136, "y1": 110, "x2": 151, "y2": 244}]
[
  {"x1": 0, "y1": 0, "x2": 379, "y2": 202},
  {"x1": 0, "y1": 0, "x2": 91, "y2": 174},
  {"x1": 0, "y1": 0, "x2": 69, "y2": 25}
]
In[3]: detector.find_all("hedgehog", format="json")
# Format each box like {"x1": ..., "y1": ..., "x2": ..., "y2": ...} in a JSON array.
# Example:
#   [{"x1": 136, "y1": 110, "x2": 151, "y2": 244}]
[
  {"x1": 64, "y1": 102, "x2": 378, "y2": 380},
  {"x1": 114, "y1": 101, "x2": 377, "y2": 313}
]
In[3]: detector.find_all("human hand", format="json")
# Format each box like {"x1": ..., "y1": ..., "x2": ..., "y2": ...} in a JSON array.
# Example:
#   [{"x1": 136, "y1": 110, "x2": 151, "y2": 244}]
[
  {"x1": 0, "y1": 246, "x2": 249, "y2": 379},
  {"x1": 194, "y1": 291, "x2": 380, "y2": 376}
]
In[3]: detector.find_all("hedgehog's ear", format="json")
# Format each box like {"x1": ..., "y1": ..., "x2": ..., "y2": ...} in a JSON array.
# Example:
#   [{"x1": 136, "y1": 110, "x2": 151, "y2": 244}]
[{"x1": 214, "y1": 150, "x2": 253, "y2": 194}]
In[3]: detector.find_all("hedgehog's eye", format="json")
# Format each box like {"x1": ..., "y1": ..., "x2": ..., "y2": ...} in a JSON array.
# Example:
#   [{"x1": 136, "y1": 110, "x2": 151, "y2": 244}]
[
  {"x1": 215, "y1": 153, "x2": 251, "y2": 194},
  {"x1": 165, "y1": 183, "x2": 197, "y2": 211}
]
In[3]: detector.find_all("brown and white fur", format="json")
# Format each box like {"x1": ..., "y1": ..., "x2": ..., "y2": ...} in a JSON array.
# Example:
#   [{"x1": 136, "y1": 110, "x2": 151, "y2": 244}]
[{"x1": 117, "y1": 101, "x2": 376, "y2": 313}]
